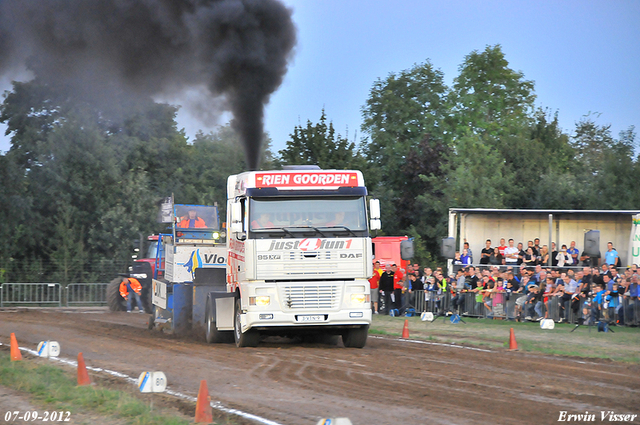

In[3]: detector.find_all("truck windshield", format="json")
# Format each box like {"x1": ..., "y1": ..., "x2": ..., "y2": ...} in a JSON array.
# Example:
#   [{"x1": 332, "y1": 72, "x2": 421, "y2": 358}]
[
  {"x1": 174, "y1": 205, "x2": 220, "y2": 230},
  {"x1": 249, "y1": 197, "x2": 367, "y2": 234}
]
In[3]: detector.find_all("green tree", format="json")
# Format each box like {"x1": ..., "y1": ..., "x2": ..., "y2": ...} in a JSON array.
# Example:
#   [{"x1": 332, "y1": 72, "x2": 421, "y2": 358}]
[
  {"x1": 277, "y1": 109, "x2": 365, "y2": 170},
  {"x1": 504, "y1": 109, "x2": 574, "y2": 207},
  {"x1": 437, "y1": 131, "x2": 511, "y2": 209},
  {"x1": 360, "y1": 61, "x2": 449, "y2": 252},
  {"x1": 449, "y1": 44, "x2": 535, "y2": 139},
  {"x1": 49, "y1": 204, "x2": 89, "y2": 285},
  {"x1": 569, "y1": 120, "x2": 638, "y2": 209},
  {"x1": 0, "y1": 78, "x2": 190, "y2": 281},
  {"x1": 181, "y1": 125, "x2": 270, "y2": 207},
  {"x1": 361, "y1": 60, "x2": 449, "y2": 186}
]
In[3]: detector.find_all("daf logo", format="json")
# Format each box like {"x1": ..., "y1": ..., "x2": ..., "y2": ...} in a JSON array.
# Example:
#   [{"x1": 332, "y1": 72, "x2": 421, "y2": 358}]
[{"x1": 340, "y1": 253, "x2": 362, "y2": 259}]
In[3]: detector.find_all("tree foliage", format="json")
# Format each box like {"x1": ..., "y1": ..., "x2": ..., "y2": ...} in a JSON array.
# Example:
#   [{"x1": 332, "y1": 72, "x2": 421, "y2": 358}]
[
  {"x1": 0, "y1": 78, "x2": 263, "y2": 283},
  {"x1": 1, "y1": 44, "x2": 637, "y2": 277},
  {"x1": 277, "y1": 109, "x2": 365, "y2": 170},
  {"x1": 359, "y1": 44, "x2": 637, "y2": 266}
]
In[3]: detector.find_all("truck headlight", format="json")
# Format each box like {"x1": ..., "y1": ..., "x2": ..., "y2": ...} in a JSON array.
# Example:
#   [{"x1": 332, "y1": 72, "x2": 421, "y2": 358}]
[
  {"x1": 249, "y1": 296, "x2": 270, "y2": 306},
  {"x1": 350, "y1": 294, "x2": 368, "y2": 304}
]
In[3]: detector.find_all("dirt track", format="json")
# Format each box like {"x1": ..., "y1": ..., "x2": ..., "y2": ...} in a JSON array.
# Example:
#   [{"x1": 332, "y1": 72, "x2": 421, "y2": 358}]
[{"x1": 1, "y1": 308, "x2": 639, "y2": 425}]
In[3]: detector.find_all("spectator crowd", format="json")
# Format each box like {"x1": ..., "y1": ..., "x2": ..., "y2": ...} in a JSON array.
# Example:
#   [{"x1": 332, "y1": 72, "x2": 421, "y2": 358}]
[
  {"x1": 369, "y1": 237, "x2": 639, "y2": 327},
  {"x1": 455, "y1": 237, "x2": 622, "y2": 269}
]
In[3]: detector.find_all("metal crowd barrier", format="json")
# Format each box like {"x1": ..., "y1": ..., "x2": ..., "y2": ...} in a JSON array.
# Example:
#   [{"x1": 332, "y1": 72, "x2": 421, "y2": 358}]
[
  {"x1": 0, "y1": 283, "x2": 62, "y2": 307},
  {"x1": 0, "y1": 282, "x2": 109, "y2": 307},
  {"x1": 405, "y1": 289, "x2": 640, "y2": 326},
  {"x1": 412, "y1": 290, "x2": 516, "y2": 319},
  {"x1": 65, "y1": 283, "x2": 108, "y2": 306},
  {"x1": 618, "y1": 298, "x2": 640, "y2": 326}
]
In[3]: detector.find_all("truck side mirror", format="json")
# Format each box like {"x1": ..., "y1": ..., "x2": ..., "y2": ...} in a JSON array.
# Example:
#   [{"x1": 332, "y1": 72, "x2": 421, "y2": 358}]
[
  {"x1": 369, "y1": 198, "x2": 381, "y2": 230},
  {"x1": 369, "y1": 198, "x2": 380, "y2": 219},
  {"x1": 231, "y1": 202, "x2": 242, "y2": 233}
]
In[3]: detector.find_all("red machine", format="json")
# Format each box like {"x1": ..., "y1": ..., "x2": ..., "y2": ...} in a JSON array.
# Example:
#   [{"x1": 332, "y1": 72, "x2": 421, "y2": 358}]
[{"x1": 372, "y1": 236, "x2": 410, "y2": 271}]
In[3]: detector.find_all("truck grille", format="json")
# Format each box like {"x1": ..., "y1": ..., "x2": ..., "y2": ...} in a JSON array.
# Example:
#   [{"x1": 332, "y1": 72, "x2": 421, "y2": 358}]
[{"x1": 280, "y1": 285, "x2": 340, "y2": 310}]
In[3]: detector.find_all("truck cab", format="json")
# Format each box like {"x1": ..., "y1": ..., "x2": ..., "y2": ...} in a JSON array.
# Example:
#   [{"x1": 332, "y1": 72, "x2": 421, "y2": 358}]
[
  {"x1": 217, "y1": 168, "x2": 380, "y2": 347},
  {"x1": 151, "y1": 204, "x2": 228, "y2": 332}
]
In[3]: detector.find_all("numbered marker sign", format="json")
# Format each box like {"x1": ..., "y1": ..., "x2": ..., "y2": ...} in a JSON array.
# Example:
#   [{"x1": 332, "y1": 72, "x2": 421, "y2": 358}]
[
  {"x1": 138, "y1": 371, "x2": 167, "y2": 393},
  {"x1": 36, "y1": 341, "x2": 60, "y2": 358},
  {"x1": 317, "y1": 419, "x2": 353, "y2": 425}
]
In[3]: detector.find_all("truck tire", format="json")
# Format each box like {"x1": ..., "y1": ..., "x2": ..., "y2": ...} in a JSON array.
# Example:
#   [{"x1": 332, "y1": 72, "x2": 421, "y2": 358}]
[
  {"x1": 148, "y1": 305, "x2": 156, "y2": 330},
  {"x1": 205, "y1": 299, "x2": 233, "y2": 343},
  {"x1": 140, "y1": 284, "x2": 152, "y2": 314},
  {"x1": 107, "y1": 277, "x2": 126, "y2": 311},
  {"x1": 342, "y1": 325, "x2": 369, "y2": 348},
  {"x1": 234, "y1": 298, "x2": 260, "y2": 347}
]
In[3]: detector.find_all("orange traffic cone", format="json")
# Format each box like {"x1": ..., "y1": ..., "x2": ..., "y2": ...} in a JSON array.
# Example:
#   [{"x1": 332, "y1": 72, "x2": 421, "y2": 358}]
[
  {"x1": 10, "y1": 333, "x2": 22, "y2": 361},
  {"x1": 508, "y1": 328, "x2": 518, "y2": 351},
  {"x1": 194, "y1": 380, "x2": 213, "y2": 423},
  {"x1": 402, "y1": 319, "x2": 410, "y2": 339},
  {"x1": 77, "y1": 353, "x2": 91, "y2": 386}
]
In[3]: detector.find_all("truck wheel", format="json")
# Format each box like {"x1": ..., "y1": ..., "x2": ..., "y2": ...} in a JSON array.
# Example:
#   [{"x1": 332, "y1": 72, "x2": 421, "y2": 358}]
[
  {"x1": 147, "y1": 305, "x2": 156, "y2": 330},
  {"x1": 205, "y1": 300, "x2": 233, "y2": 343},
  {"x1": 140, "y1": 284, "x2": 153, "y2": 314},
  {"x1": 342, "y1": 325, "x2": 369, "y2": 348},
  {"x1": 234, "y1": 298, "x2": 260, "y2": 347},
  {"x1": 107, "y1": 277, "x2": 126, "y2": 311}
]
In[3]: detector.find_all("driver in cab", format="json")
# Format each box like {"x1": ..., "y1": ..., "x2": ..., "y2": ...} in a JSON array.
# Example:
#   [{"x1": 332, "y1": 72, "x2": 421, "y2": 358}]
[
  {"x1": 251, "y1": 212, "x2": 274, "y2": 229},
  {"x1": 326, "y1": 211, "x2": 346, "y2": 227},
  {"x1": 178, "y1": 208, "x2": 206, "y2": 228}
]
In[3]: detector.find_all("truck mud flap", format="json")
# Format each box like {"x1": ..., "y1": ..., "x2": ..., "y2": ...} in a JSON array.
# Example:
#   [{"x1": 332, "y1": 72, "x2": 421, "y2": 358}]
[{"x1": 209, "y1": 292, "x2": 235, "y2": 331}]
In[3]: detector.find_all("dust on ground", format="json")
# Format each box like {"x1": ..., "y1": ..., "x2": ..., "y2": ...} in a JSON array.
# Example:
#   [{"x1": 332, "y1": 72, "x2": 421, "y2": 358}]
[{"x1": 1, "y1": 308, "x2": 639, "y2": 425}]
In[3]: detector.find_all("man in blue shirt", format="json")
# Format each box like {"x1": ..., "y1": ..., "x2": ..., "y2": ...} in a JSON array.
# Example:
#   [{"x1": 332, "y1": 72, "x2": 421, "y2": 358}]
[
  {"x1": 604, "y1": 242, "x2": 620, "y2": 267},
  {"x1": 567, "y1": 241, "x2": 579, "y2": 266}
]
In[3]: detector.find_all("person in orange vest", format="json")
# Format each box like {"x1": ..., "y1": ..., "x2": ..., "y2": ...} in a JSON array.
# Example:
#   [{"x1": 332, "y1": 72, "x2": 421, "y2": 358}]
[
  {"x1": 251, "y1": 212, "x2": 274, "y2": 229},
  {"x1": 120, "y1": 277, "x2": 145, "y2": 313},
  {"x1": 178, "y1": 208, "x2": 206, "y2": 228}
]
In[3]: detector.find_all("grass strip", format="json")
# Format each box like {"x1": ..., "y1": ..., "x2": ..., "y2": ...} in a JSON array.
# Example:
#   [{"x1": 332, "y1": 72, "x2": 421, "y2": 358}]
[
  {"x1": 0, "y1": 352, "x2": 196, "y2": 425},
  {"x1": 370, "y1": 314, "x2": 640, "y2": 363}
]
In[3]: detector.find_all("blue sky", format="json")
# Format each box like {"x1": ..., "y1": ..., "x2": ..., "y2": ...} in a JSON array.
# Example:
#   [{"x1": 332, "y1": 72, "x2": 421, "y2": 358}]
[
  {"x1": 262, "y1": 0, "x2": 640, "y2": 153},
  {"x1": 1, "y1": 0, "x2": 639, "y2": 154}
]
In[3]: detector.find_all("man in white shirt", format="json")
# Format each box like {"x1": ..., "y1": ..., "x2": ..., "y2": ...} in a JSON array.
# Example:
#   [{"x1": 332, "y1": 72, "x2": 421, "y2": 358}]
[{"x1": 504, "y1": 238, "x2": 519, "y2": 266}]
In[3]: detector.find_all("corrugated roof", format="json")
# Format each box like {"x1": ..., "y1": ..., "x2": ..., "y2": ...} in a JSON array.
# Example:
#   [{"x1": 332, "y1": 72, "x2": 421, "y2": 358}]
[{"x1": 449, "y1": 208, "x2": 640, "y2": 215}]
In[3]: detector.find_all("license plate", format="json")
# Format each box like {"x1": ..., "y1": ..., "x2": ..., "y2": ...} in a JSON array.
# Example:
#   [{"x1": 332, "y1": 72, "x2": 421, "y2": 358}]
[{"x1": 297, "y1": 315, "x2": 325, "y2": 322}]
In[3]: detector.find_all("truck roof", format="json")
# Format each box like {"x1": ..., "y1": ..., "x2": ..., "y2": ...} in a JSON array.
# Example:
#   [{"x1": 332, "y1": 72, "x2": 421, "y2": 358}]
[{"x1": 228, "y1": 169, "x2": 365, "y2": 198}]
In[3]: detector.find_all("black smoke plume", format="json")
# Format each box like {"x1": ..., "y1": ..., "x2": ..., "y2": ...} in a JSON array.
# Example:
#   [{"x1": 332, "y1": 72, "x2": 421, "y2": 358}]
[{"x1": 0, "y1": 0, "x2": 296, "y2": 170}]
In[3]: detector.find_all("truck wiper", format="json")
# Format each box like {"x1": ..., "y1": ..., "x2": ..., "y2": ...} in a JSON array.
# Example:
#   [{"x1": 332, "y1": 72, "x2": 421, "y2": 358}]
[
  {"x1": 318, "y1": 225, "x2": 357, "y2": 237},
  {"x1": 284, "y1": 225, "x2": 327, "y2": 237},
  {"x1": 256, "y1": 227, "x2": 296, "y2": 238}
]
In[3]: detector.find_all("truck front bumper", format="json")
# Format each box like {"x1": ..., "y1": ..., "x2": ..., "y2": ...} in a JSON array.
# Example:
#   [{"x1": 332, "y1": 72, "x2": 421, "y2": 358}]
[{"x1": 242, "y1": 308, "x2": 371, "y2": 332}]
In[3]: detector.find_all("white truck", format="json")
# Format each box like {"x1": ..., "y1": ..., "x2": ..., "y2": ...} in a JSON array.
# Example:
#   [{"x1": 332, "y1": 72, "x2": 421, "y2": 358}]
[
  {"x1": 151, "y1": 167, "x2": 381, "y2": 348},
  {"x1": 207, "y1": 166, "x2": 380, "y2": 348}
]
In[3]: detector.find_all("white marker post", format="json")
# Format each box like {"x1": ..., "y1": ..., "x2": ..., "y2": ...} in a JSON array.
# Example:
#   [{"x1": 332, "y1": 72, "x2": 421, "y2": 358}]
[
  {"x1": 138, "y1": 371, "x2": 167, "y2": 412},
  {"x1": 317, "y1": 419, "x2": 353, "y2": 425},
  {"x1": 36, "y1": 341, "x2": 60, "y2": 358}
]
